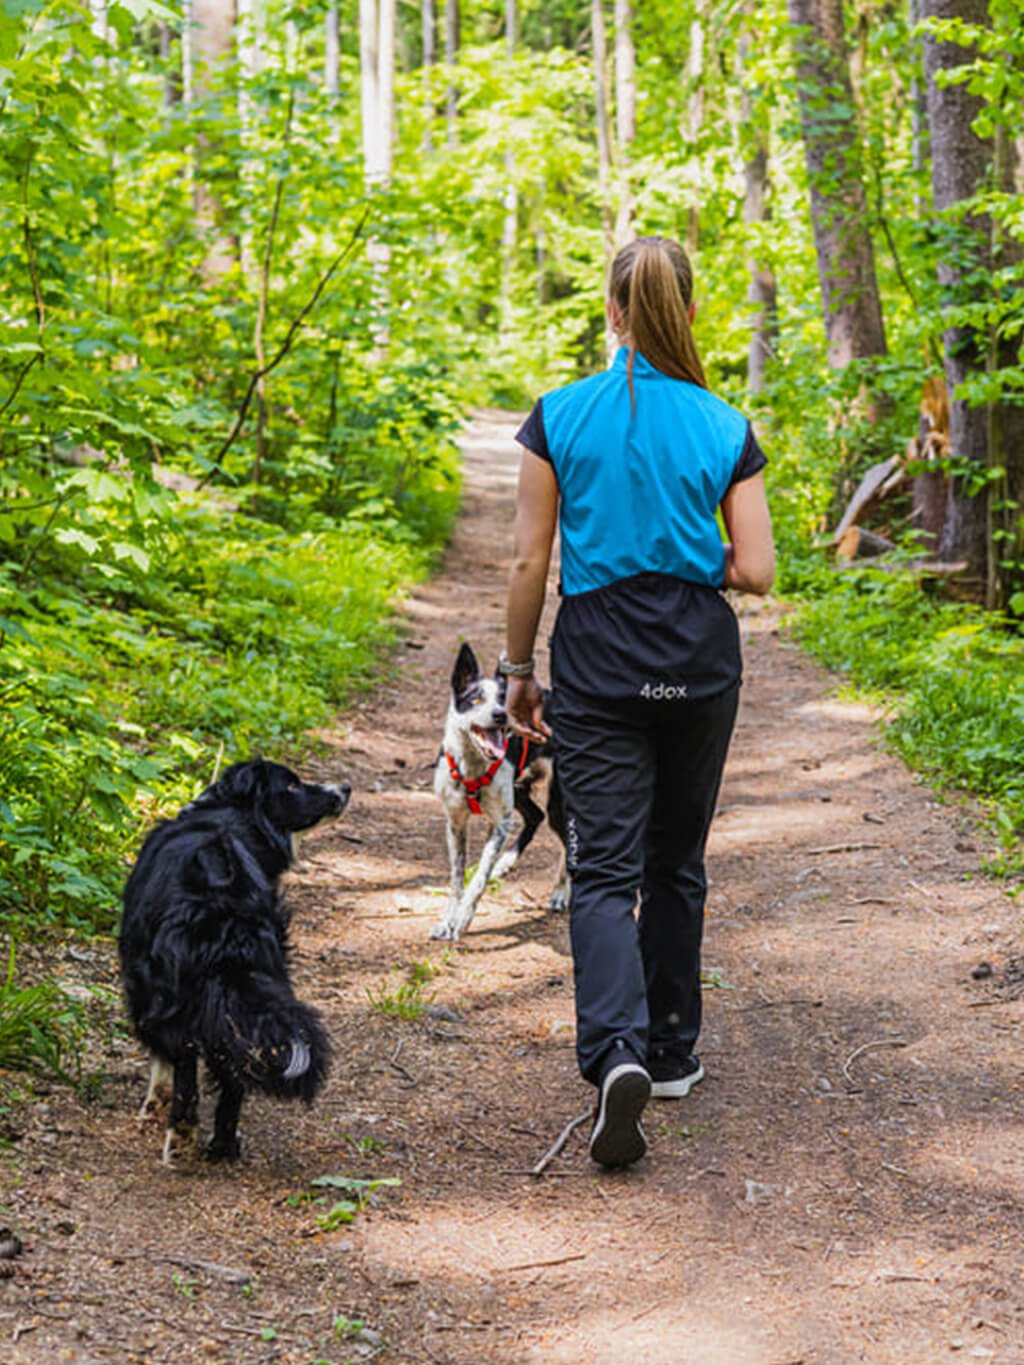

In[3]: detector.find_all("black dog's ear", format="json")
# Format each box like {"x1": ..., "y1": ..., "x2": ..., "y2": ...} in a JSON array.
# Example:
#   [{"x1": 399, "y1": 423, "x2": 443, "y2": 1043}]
[
  {"x1": 186, "y1": 840, "x2": 236, "y2": 891},
  {"x1": 451, "y1": 642, "x2": 480, "y2": 695},
  {"x1": 212, "y1": 760, "x2": 267, "y2": 806}
]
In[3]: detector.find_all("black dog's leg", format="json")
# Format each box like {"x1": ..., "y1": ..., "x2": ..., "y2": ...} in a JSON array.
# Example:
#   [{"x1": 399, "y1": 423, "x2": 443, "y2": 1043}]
[
  {"x1": 207, "y1": 1070, "x2": 245, "y2": 1162},
  {"x1": 494, "y1": 785, "x2": 544, "y2": 879},
  {"x1": 162, "y1": 1046, "x2": 199, "y2": 1164},
  {"x1": 514, "y1": 788, "x2": 547, "y2": 856}
]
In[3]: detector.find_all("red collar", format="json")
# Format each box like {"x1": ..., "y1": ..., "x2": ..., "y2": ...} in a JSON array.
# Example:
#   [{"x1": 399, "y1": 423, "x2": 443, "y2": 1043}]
[{"x1": 445, "y1": 749, "x2": 505, "y2": 814}]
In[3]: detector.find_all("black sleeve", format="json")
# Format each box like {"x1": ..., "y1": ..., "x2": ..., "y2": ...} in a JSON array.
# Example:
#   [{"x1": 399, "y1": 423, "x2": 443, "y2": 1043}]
[
  {"x1": 729, "y1": 421, "x2": 768, "y2": 486},
  {"x1": 514, "y1": 399, "x2": 551, "y2": 463}
]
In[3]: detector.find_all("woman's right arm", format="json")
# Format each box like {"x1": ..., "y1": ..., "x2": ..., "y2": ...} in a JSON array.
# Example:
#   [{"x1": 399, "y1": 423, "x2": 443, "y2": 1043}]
[{"x1": 720, "y1": 471, "x2": 775, "y2": 595}]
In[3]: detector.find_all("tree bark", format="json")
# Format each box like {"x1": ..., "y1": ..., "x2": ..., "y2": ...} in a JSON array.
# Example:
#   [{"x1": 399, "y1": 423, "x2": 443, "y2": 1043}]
[
  {"x1": 921, "y1": 0, "x2": 991, "y2": 587},
  {"x1": 190, "y1": 0, "x2": 237, "y2": 281},
  {"x1": 685, "y1": 2, "x2": 704, "y2": 256},
  {"x1": 445, "y1": 0, "x2": 459, "y2": 145},
  {"x1": 422, "y1": 0, "x2": 435, "y2": 150},
  {"x1": 739, "y1": 14, "x2": 777, "y2": 393},
  {"x1": 786, "y1": 0, "x2": 887, "y2": 369},
  {"x1": 361, "y1": 0, "x2": 394, "y2": 350},
  {"x1": 325, "y1": 3, "x2": 340, "y2": 101},
  {"x1": 593, "y1": 0, "x2": 613, "y2": 258},
  {"x1": 500, "y1": 0, "x2": 517, "y2": 336},
  {"x1": 613, "y1": 0, "x2": 635, "y2": 249}
]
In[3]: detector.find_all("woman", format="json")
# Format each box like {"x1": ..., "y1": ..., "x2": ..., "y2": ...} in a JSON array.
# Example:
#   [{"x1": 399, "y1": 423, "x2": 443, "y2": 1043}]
[{"x1": 501, "y1": 235, "x2": 775, "y2": 1168}]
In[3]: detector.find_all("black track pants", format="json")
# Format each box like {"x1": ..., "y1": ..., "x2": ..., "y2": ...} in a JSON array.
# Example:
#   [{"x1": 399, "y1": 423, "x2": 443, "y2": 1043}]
[{"x1": 549, "y1": 684, "x2": 739, "y2": 1085}]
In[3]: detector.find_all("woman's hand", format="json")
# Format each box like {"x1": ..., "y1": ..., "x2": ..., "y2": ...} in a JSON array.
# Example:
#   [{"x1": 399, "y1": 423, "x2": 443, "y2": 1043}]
[{"x1": 507, "y1": 676, "x2": 551, "y2": 742}]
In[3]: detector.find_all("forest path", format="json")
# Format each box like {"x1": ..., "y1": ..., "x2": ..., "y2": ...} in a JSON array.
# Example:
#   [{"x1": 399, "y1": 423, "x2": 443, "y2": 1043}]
[{"x1": 4, "y1": 412, "x2": 1024, "y2": 1365}]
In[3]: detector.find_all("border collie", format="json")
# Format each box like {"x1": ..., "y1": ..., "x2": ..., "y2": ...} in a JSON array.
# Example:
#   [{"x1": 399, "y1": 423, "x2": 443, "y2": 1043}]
[
  {"x1": 119, "y1": 759, "x2": 350, "y2": 1163},
  {"x1": 431, "y1": 643, "x2": 567, "y2": 942}
]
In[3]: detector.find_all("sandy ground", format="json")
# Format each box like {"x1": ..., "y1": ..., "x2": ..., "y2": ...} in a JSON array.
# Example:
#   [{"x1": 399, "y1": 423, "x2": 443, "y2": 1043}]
[{"x1": 2, "y1": 411, "x2": 1023, "y2": 1365}]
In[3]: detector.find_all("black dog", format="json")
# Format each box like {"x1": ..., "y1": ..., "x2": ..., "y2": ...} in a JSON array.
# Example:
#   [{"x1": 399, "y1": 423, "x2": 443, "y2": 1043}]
[{"x1": 119, "y1": 759, "x2": 350, "y2": 1163}]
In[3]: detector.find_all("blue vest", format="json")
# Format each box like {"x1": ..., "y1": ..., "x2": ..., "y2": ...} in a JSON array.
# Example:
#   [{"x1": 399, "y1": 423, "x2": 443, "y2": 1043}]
[{"x1": 541, "y1": 348, "x2": 749, "y2": 596}]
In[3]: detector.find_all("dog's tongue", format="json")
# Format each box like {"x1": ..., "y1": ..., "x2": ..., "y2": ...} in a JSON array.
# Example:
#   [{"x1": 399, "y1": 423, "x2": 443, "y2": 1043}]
[{"x1": 473, "y1": 726, "x2": 508, "y2": 762}]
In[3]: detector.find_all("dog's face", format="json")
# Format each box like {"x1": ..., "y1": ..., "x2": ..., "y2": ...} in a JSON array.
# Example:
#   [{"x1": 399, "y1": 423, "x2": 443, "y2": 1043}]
[
  {"x1": 448, "y1": 642, "x2": 508, "y2": 762},
  {"x1": 192, "y1": 760, "x2": 351, "y2": 833}
]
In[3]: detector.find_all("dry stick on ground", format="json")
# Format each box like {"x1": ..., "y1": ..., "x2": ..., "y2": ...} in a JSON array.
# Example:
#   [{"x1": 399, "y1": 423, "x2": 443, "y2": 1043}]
[
  {"x1": 388, "y1": 1039, "x2": 417, "y2": 1086},
  {"x1": 841, "y1": 1037, "x2": 908, "y2": 1089},
  {"x1": 499, "y1": 1252, "x2": 588, "y2": 1273},
  {"x1": 806, "y1": 842, "x2": 883, "y2": 856},
  {"x1": 531, "y1": 1110, "x2": 591, "y2": 1177},
  {"x1": 452, "y1": 1119, "x2": 504, "y2": 1158}
]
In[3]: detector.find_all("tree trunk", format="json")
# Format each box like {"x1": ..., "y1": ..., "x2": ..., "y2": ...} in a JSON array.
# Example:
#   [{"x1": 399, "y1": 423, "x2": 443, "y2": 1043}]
[
  {"x1": 500, "y1": 0, "x2": 517, "y2": 336},
  {"x1": 160, "y1": 23, "x2": 182, "y2": 109},
  {"x1": 786, "y1": 0, "x2": 887, "y2": 369},
  {"x1": 685, "y1": 2, "x2": 704, "y2": 256},
  {"x1": 986, "y1": 15, "x2": 1024, "y2": 610},
  {"x1": 422, "y1": 0, "x2": 435, "y2": 149},
  {"x1": 325, "y1": 3, "x2": 340, "y2": 101},
  {"x1": 921, "y1": 0, "x2": 990, "y2": 590},
  {"x1": 445, "y1": 0, "x2": 459, "y2": 145},
  {"x1": 613, "y1": 0, "x2": 635, "y2": 249},
  {"x1": 592, "y1": 0, "x2": 613, "y2": 264},
  {"x1": 739, "y1": 15, "x2": 777, "y2": 393},
  {"x1": 191, "y1": 0, "x2": 237, "y2": 281},
  {"x1": 361, "y1": 0, "x2": 394, "y2": 349}
]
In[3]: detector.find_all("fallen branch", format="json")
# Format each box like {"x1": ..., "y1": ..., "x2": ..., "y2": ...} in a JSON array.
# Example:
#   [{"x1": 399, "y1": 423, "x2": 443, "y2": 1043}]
[
  {"x1": 387, "y1": 1039, "x2": 417, "y2": 1087},
  {"x1": 498, "y1": 1252, "x2": 587, "y2": 1273},
  {"x1": 807, "y1": 842, "x2": 882, "y2": 856},
  {"x1": 452, "y1": 1119, "x2": 503, "y2": 1157},
  {"x1": 531, "y1": 1110, "x2": 590, "y2": 1177},
  {"x1": 842, "y1": 1037, "x2": 908, "y2": 1088},
  {"x1": 161, "y1": 1254, "x2": 251, "y2": 1284}
]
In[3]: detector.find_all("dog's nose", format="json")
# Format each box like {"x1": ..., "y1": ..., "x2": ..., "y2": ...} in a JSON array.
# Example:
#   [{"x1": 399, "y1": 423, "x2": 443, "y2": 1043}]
[
  {"x1": 329, "y1": 783, "x2": 352, "y2": 811},
  {"x1": 494, "y1": 709, "x2": 508, "y2": 726}
]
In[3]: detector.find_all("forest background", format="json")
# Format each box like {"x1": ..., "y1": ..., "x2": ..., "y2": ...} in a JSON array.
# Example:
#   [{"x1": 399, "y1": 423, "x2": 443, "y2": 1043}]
[{"x1": 0, "y1": 0, "x2": 1022, "y2": 1066}]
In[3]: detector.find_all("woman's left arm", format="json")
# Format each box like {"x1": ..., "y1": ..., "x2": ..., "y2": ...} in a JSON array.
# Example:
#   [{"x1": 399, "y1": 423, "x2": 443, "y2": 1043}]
[
  {"x1": 721, "y1": 471, "x2": 775, "y2": 595},
  {"x1": 505, "y1": 450, "x2": 559, "y2": 739}
]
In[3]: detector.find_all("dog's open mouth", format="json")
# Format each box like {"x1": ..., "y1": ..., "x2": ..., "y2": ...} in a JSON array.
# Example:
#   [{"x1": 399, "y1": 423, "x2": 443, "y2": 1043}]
[{"x1": 471, "y1": 725, "x2": 508, "y2": 763}]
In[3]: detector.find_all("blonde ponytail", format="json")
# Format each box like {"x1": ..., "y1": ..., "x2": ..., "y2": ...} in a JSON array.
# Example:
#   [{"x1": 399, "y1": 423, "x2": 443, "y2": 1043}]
[{"x1": 609, "y1": 237, "x2": 708, "y2": 394}]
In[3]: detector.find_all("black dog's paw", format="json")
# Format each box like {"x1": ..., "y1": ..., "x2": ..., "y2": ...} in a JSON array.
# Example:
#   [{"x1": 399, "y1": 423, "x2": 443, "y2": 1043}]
[{"x1": 205, "y1": 1132, "x2": 242, "y2": 1163}]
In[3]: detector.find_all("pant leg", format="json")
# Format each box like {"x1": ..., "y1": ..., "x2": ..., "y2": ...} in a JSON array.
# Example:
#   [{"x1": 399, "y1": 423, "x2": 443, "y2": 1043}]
[
  {"x1": 639, "y1": 685, "x2": 739, "y2": 1063},
  {"x1": 549, "y1": 689, "x2": 655, "y2": 1085}
]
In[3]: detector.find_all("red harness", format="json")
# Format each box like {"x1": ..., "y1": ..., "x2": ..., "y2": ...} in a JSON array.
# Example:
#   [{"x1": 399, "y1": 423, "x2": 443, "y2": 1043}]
[
  {"x1": 444, "y1": 738, "x2": 531, "y2": 815},
  {"x1": 445, "y1": 749, "x2": 505, "y2": 815}
]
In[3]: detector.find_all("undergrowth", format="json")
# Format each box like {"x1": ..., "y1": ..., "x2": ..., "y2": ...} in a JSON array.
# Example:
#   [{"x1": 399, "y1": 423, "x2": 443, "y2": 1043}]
[
  {"x1": 0, "y1": 941, "x2": 90, "y2": 1089},
  {"x1": 0, "y1": 470, "x2": 460, "y2": 937},
  {"x1": 767, "y1": 395, "x2": 1024, "y2": 886}
]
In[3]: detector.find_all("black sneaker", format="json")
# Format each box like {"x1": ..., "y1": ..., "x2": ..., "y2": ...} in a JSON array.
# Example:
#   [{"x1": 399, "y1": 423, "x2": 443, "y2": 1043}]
[
  {"x1": 589, "y1": 1058, "x2": 651, "y2": 1168},
  {"x1": 648, "y1": 1053, "x2": 704, "y2": 1101}
]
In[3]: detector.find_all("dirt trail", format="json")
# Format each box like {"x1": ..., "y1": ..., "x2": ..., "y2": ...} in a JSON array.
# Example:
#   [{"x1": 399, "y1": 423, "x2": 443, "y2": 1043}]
[{"x1": 3, "y1": 412, "x2": 1024, "y2": 1365}]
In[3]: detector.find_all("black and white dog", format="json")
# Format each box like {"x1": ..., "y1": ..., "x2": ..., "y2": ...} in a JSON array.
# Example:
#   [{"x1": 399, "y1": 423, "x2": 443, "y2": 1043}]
[
  {"x1": 119, "y1": 759, "x2": 350, "y2": 1163},
  {"x1": 431, "y1": 643, "x2": 567, "y2": 942}
]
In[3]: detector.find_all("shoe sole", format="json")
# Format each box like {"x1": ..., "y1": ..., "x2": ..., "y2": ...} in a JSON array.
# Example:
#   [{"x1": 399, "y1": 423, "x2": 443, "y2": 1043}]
[
  {"x1": 649, "y1": 1060, "x2": 705, "y2": 1100},
  {"x1": 589, "y1": 1064, "x2": 651, "y2": 1168}
]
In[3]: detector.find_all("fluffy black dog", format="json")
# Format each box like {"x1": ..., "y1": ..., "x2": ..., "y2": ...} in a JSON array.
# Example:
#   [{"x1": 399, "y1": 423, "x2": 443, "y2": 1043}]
[{"x1": 119, "y1": 759, "x2": 350, "y2": 1163}]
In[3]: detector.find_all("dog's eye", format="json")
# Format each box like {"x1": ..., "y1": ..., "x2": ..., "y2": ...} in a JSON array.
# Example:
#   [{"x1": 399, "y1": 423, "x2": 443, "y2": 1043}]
[{"x1": 287, "y1": 782, "x2": 300, "y2": 792}]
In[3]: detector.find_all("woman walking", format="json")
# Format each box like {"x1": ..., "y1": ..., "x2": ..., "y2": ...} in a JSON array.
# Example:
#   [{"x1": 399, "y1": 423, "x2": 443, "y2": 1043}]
[{"x1": 501, "y1": 235, "x2": 775, "y2": 1168}]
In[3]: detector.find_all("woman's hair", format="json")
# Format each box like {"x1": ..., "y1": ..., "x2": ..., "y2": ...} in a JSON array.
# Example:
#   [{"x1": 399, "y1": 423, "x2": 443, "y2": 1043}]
[{"x1": 608, "y1": 235, "x2": 708, "y2": 391}]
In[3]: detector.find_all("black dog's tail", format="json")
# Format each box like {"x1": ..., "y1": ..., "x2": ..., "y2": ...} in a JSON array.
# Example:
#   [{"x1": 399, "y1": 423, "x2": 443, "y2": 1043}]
[{"x1": 201, "y1": 975, "x2": 330, "y2": 1103}]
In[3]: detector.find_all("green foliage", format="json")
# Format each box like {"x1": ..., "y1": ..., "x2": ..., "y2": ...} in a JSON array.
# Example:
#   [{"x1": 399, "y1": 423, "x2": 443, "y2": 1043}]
[
  {"x1": 791, "y1": 568, "x2": 1024, "y2": 864},
  {"x1": 366, "y1": 957, "x2": 442, "y2": 1020},
  {"x1": 0, "y1": 941, "x2": 89, "y2": 1087},
  {"x1": 296, "y1": 1173, "x2": 402, "y2": 1231},
  {"x1": 1, "y1": 0, "x2": 1023, "y2": 934}
]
